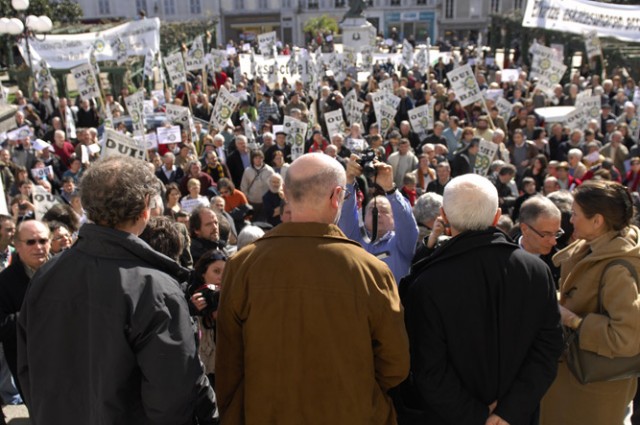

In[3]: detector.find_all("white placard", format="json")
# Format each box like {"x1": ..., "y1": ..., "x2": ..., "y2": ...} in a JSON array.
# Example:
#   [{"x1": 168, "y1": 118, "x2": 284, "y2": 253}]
[
  {"x1": 324, "y1": 109, "x2": 345, "y2": 138},
  {"x1": 447, "y1": 64, "x2": 482, "y2": 107},
  {"x1": 474, "y1": 140, "x2": 499, "y2": 176},
  {"x1": 71, "y1": 63, "x2": 100, "y2": 99},
  {"x1": 156, "y1": 126, "x2": 182, "y2": 145},
  {"x1": 210, "y1": 86, "x2": 240, "y2": 130},
  {"x1": 32, "y1": 185, "x2": 59, "y2": 221},
  {"x1": 102, "y1": 129, "x2": 146, "y2": 160}
]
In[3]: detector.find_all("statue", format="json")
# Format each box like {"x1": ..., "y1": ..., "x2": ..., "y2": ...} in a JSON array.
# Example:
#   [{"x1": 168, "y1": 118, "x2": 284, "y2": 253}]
[{"x1": 343, "y1": 0, "x2": 368, "y2": 20}]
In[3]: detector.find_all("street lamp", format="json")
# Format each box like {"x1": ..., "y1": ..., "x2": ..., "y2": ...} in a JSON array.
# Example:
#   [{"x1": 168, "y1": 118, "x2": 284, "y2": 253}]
[{"x1": 0, "y1": 0, "x2": 53, "y2": 95}]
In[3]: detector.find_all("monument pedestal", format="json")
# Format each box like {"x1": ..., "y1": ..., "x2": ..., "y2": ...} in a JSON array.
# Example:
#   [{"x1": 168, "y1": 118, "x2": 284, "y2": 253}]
[{"x1": 340, "y1": 18, "x2": 376, "y2": 50}]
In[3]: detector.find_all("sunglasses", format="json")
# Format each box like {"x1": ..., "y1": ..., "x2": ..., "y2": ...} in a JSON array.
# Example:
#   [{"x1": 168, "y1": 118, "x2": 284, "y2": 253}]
[{"x1": 21, "y1": 238, "x2": 49, "y2": 246}]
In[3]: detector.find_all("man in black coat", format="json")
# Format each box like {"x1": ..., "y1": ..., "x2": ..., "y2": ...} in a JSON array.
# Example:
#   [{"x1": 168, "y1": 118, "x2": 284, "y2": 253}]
[
  {"x1": 17, "y1": 157, "x2": 217, "y2": 424},
  {"x1": 401, "y1": 174, "x2": 563, "y2": 425},
  {"x1": 226, "y1": 135, "x2": 250, "y2": 188},
  {"x1": 0, "y1": 220, "x2": 50, "y2": 396}
]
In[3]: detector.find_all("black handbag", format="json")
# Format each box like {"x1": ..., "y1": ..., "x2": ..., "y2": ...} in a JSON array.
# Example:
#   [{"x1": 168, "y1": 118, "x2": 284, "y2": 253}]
[{"x1": 564, "y1": 259, "x2": 640, "y2": 384}]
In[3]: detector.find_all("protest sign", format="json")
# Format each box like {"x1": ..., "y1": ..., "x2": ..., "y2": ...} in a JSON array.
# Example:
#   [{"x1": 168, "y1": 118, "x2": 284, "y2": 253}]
[
  {"x1": 7, "y1": 126, "x2": 32, "y2": 141},
  {"x1": 530, "y1": 54, "x2": 567, "y2": 96},
  {"x1": 402, "y1": 39, "x2": 414, "y2": 68},
  {"x1": 408, "y1": 104, "x2": 432, "y2": 140},
  {"x1": 156, "y1": 126, "x2": 182, "y2": 144},
  {"x1": 72, "y1": 63, "x2": 101, "y2": 100},
  {"x1": 33, "y1": 186, "x2": 58, "y2": 221},
  {"x1": 31, "y1": 166, "x2": 53, "y2": 181},
  {"x1": 210, "y1": 87, "x2": 240, "y2": 130},
  {"x1": 102, "y1": 129, "x2": 146, "y2": 160},
  {"x1": 584, "y1": 30, "x2": 602, "y2": 60},
  {"x1": 348, "y1": 101, "x2": 365, "y2": 126},
  {"x1": 325, "y1": 109, "x2": 346, "y2": 138},
  {"x1": 144, "y1": 49, "x2": 156, "y2": 80},
  {"x1": 258, "y1": 31, "x2": 277, "y2": 58},
  {"x1": 474, "y1": 140, "x2": 499, "y2": 176},
  {"x1": 186, "y1": 36, "x2": 205, "y2": 71},
  {"x1": 378, "y1": 104, "x2": 397, "y2": 138},
  {"x1": 124, "y1": 90, "x2": 145, "y2": 138},
  {"x1": 164, "y1": 52, "x2": 186, "y2": 87},
  {"x1": 447, "y1": 64, "x2": 482, "y2": 107},
  {"x1": 287, "y1": 117, "x2": 307, "y2": 161}
]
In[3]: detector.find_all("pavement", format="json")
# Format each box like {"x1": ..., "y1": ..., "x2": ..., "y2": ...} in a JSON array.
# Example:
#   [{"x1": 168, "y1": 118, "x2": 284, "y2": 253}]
[{"x1": 3, "y1": 405, "x2": 29, "y2": 424}]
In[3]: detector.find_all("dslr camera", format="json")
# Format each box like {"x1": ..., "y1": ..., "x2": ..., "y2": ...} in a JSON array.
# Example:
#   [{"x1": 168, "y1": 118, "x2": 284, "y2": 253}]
[{"x1": 357, "y1": 148, "x2": 377, "y2": 178}]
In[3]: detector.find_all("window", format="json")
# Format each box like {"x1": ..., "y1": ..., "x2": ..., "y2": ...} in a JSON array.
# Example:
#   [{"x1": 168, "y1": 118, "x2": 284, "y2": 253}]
[
  {"x1": 445, "y1": 0, "x2": 454, "y2": 18},
  {"x1": 417, "y1": 0, "x2": 426, "y2": 4},
  {"x1": 283, "y1": 0, "x2": 291, "y2": 6},
  {"x1": 190, "y1": 0, "x2": 201, "y2": 13},
  {"x1": 164, "y1": 0, "x2": 176, "y2": 15},
  {"x1": 308, "y1": 0, "x2": 319, "y2": 8},
  {"x1": 490, "y1": 0, "x2": 499, "y2": 12},
  {"x1": 234, "y1": 0, "x2": 244, "y2": 8},
  {"x1": 136, "y1": 0, "x2": 147, "y2": 13},
  {"x1": 258, "y1": 0, "x2": 268, "y2": 8},
  {"x1": 335, "y1": 0, "x2": 346, "y2": 6},
  {"x1": 98, "y1": 0, "x2": 110, "y2": 14},
  {"x1": 514, "y1": 0, "x2": 523, "y2": 8},
  {"x1": 390, "y1": 0, "x2": 401, "y2": 5}
]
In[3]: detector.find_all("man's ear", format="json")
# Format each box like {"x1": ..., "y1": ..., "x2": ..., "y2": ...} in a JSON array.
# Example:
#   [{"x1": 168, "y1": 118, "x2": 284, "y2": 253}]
[
  {"x1": 439, "y1": 206, "x2": 449, "y2": 224},
  {"x1": 492, "y1": 208, "x2": 502, "y2": 226}
]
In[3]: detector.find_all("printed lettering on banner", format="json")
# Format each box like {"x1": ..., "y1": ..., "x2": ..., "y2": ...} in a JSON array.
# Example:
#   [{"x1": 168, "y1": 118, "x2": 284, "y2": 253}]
[
  {"x1": 361, "y1": 47, "x2": 373, "y2": 69},
  {"x1": 143, "y1": 49, "x2": 156, "y2": 80},
  {"x1": 408, "y1": 104, "x2": 432, "y2": 140},
  {"x1": 564, "y1": 107, "x2": 586, "y2": 131},
  {"x1": 32, "y1": 185, "x2": 58, "y2": 221},
  {"x1": 210, "y1": 87, "x2": 240, "y2": 130},
  {"x1": 111, "y1": 37, "x2": 128, "y2": 66},
  {"x1": 156, "y1": 126, "x2": 182, "y2": 145},
  {"x1": 378, "y1": 104, "x2": 397, "y2": 138},
  {"x1": 30, "y1": 166, "x2": 53, "y2": 181},
  {"x1": 446, "y1": 64, "x2": 482, "y2": 107},
  {"x1": 166, "y1": 104, "x2": 190, "y2": 126},
  {"x1": 530, "y1": 54, "x2": 567, "y2": 96},
  {"x1": 71, "y1": 63, "x2": 100, "y2": 100},
  {"x1": 576, "y1": 95, "x2": 601, "y2": 123},
  {"x1": 325, "y1": 109, "x2": 346, "y2": 138},
  {"x1": 371, "y1": 91, "x2": 386, "y2": 124},
  {"x1": 101, "y1": 129, "x2": 146, "y2": 161},
  {"x1": 344, "y1": 89, "x2": 357, "y2": 113},
  {"x1": 474, "y1": 140, "x2": 499, "y2": 176},
  {"x1": 522, "y1": 0, "x2": 640, "y2": 42},
  {"x1": 379, "y1": 78, "x2": 394, "y2": 93}
]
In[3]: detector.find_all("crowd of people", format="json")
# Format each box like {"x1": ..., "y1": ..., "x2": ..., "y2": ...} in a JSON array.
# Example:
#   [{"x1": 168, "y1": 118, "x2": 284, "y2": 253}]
[{"x1": 0, "y1": 35, "x2": 637, "y2": 425}]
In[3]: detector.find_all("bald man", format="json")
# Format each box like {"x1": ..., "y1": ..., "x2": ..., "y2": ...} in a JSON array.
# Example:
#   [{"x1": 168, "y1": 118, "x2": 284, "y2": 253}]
[{"x1": 216, "y1": 153, "x2": 409, "y2": 425}]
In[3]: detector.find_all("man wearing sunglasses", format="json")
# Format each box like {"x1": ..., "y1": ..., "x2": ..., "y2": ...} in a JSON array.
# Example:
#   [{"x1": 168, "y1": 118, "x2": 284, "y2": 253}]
[{"x1": 0, "y1": 219, "x2": 50, "y2": 399}]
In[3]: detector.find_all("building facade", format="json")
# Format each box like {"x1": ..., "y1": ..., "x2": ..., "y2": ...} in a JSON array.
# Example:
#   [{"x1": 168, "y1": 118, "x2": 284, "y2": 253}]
[{"x1": 74, "y1": 0, "x2": 526, "y2": 48}]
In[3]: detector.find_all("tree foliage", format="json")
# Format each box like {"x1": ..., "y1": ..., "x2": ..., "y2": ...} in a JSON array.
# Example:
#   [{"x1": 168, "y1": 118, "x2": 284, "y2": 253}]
[
  {"x1": 303, "y1": 14, "x2": 339, "y2": 35},
  {"x1": 0, "y1": 0, "x2": 82, "y2": 25}
]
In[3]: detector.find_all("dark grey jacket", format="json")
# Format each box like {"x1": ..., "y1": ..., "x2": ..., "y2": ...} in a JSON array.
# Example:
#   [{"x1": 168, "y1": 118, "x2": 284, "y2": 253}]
[{"x1": 17, "y1": 223, "x2": 217, "y2": 425}]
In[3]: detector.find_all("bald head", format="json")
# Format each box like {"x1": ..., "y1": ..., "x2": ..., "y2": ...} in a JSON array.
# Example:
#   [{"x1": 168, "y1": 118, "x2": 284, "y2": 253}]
[{"x1": 284, "y1": 153, "x2": 346, "y2": 223}]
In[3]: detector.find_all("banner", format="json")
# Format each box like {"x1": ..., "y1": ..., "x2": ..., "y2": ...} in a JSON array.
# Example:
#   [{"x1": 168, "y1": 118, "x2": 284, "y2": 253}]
[
  {"x1": 348, "y1": 101, "x2": 365, "y2": 126},
  {"x1": 164, "y1": 52, "x2": 186, "y2": 87},
  {"x1": 166, "y1": 104, "x2": 190, "y2": 127},
  {"x1": 522, "y1": 0, "x2": 640, "y2": 42},
  {"x1": 33, "y1": 186, "x2": 58, "y2": 221},
  {"x1": 144, "y1": 49, "x2": 156, "y2": 80},
  {"x1": 584, "y1": 30, "x2": 602, "y2": 60},
  {"x1": 283, "y1": 116, "x2": 307, "y2": 160},
  {"x1": 7, "y1": 126, "x2": 32, "y2": 141},
  {"x1": 102, "y1": 129, "x2": 145, "y2": 160},
  {"x1": 31, "y1": 166, "x2": 53, "y2": 180},
  {"x1": 408, "y1": 104, "x2": 432, "y2": 141},
  {"x1": 446, "y1": 64, "x2": 482, "y2": 107},
  {"x1": 324, "y1": 110, "x2": 345, "y2": 138},
  {"x1": 474, "y1": 140, "x2": 499, "y2": 176},
  {"x1": 112, "y1": 36, "x2": 128, "y2": 66},
  {"x1": 210, "y1": 87, "x2": 240, "y2": 130},
  {"x1": 157, "y1": 126, "x2": 182, "y2": 144},
  {"x1": 18, "y1": 18, "x2": 161, "y2": 69},
  {"x1": 124, "y1": 91, "x2": 145, "y2": 138},
  {"x1": 72, "y1": 63, "x2": 101, "y2": 100},
  {"x1": 495, "y1": 97, "x2": 514, "y2": 120}
]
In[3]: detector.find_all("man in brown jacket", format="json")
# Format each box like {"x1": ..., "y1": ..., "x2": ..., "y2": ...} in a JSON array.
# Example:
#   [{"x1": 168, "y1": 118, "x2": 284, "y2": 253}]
[{"x1": 216, "y1": 153, "x2": 410, "y2": 425}]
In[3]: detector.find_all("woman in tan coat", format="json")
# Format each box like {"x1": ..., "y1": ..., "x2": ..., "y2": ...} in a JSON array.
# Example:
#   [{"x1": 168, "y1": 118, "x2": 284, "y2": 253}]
[{"x1": 541, "y1": 180, "x2": 640, "y2": 425}]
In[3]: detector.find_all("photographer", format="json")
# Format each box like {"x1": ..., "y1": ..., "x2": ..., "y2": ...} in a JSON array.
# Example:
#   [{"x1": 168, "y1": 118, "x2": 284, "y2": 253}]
[
  {"x1": 188, "y1": 250, "x2": 228, "y2": 388},
  {"x1": 338, "y1": 156, "x2": 419, "y2": 282}
]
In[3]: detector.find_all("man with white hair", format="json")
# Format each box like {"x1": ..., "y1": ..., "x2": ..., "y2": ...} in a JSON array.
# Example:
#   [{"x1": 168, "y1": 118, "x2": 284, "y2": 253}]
[
  {"x1": 617, "y1": 101, "x2": 640, "y2": 137},
  {"x1": 217, "y1": 153, "x2": 409, "y2": 424},
  {"x1": 401, "y1": 174, "x2": 563, "y2": 425},
  {"x1": 600, "y1": 130, "x2": 629, "y2": 175}
]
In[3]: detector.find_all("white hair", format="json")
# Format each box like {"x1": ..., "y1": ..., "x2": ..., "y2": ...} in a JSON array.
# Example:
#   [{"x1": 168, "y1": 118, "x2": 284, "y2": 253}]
[
  {"x1": 443, "y1": 174, "x2": 498, "y2": 232},
  {"x1": 237, "y1": 225, "x2": 265, "y2": 250},
  {"x1": 567, "y1": 148, "x2": 583, "y2": 160},
  {"x1": 413, "y1": 193, "x2": 443, "y2": 225}
]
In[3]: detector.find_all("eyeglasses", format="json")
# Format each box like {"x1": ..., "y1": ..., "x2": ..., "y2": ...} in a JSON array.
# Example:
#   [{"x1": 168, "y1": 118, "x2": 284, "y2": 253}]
[
  {"x1": 330, "y1": 186, "x2": 351, "y2": 201},
  {"x1": 526, "y1": 223, "x2": 565, "y2": 240},
  {"x1": 20, "y1": 238, "x2": 49, "y2": 246}
]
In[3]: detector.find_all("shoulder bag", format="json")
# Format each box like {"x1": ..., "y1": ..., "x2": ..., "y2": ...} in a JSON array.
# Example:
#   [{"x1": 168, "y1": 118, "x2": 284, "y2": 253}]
[{"x1": 564, "y1": 258, "x2": 640, "y2": 384}]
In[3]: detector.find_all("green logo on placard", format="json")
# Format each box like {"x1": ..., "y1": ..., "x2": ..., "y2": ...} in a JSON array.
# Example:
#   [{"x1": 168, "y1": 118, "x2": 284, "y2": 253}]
[{"x1": 220, "y1": 106, "x2": 231, "y2": 120}]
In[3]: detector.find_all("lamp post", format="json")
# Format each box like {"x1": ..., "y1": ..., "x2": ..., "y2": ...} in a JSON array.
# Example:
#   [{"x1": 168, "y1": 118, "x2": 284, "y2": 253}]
[{"x1": 0, "y1": 0, "x2": 53, "y2": 95}]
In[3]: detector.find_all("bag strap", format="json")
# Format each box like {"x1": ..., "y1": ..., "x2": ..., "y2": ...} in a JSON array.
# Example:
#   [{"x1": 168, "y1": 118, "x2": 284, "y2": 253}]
[{"x1": 597, "y1": 259, "x2": 640, "y2": 314}]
